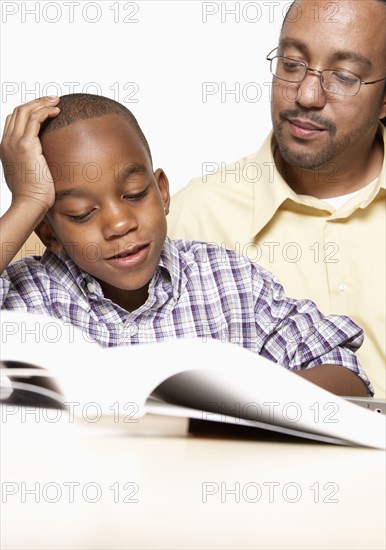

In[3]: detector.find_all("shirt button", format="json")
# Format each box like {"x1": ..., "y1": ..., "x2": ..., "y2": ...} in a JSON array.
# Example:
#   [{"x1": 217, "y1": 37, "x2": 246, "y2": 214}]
[
  {"x1": 338, "y1": 283, "x2": 348, "y2": 292},
  {"x1": 125, "y1": 321, "x2": 138, "y2": 336},
  {"x1": 87, "y1": 283, "x2": 97, "y2": 294}
]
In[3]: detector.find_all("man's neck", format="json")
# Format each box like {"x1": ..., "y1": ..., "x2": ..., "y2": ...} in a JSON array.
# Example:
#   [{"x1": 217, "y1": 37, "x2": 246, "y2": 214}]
[{"x1": 275, "y1": 131, "x2": 384, "y2": 199}]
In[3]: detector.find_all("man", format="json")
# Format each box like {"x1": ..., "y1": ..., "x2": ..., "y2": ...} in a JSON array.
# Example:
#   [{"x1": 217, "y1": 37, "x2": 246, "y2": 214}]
[{"x1": 168, "y1": 0, "x2": 386, "y2": 397}]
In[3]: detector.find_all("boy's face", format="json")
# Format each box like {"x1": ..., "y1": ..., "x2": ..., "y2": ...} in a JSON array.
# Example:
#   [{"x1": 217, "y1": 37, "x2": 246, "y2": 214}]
[{"x1": 38, "y1": 114, "x2": 170, "y2": 311}]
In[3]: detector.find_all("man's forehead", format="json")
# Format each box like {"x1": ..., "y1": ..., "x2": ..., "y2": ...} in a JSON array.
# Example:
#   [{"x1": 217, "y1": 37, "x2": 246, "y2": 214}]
[
  {"x1": 283, "y1": 0, "x2": 385, "y2": 28},
  {"x1": 280, "y1": 0, "x2": 386, "y2": 60}
]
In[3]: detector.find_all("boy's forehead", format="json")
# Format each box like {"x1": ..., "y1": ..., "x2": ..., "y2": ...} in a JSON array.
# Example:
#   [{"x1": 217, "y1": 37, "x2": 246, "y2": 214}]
[
  {"x1": 41, "y1": 114, "x2": 149, "y2": 163},
  {"x1": 42, "y1": 113, "x2": 136, "y2": 143}
]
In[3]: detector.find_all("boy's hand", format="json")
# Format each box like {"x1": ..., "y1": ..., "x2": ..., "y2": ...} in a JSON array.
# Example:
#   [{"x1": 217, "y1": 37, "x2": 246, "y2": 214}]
[{"x1": 0, "y1": 97, "x2": 60, "y2": 213}]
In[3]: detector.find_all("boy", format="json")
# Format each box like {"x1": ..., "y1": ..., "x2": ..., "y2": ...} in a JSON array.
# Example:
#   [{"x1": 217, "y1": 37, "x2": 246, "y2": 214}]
[{"x1": 0, "y1": 94, "x2": 371, "y2": 396}]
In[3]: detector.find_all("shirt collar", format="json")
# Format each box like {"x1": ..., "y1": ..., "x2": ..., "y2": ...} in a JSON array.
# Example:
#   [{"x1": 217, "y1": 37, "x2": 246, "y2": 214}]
[
  {"x1": 40, "y1": 250, "x2": 99, "y2": 304},
  {"x1": 252, "y1": 132, "x2": 302, "y2": 235},
  {"x1": 252, "y1": 123, "x2": 386, "y2": 234},
  {"x1": 40, "y1": 237, "x2": 181, "y2": 304},
  {"x1": 156, "y1": 237, "x2": 182, "y2": 302}
]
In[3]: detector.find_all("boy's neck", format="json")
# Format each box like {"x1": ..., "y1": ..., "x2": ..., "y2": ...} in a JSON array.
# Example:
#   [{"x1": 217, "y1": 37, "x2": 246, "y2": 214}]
[{"x1": 97, "y1": 280, "x2": 149, "y2": 312}]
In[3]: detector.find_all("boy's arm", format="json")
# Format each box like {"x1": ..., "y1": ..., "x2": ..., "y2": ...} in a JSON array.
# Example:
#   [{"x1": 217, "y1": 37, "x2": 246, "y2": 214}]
[
  {"x1": 0, "y1": 97, "x2": 60, "y2": 273},
  {"x1": 293, "y1": 364, "x2": 368, "y2": 396},
  {"x1": 251, "y1": 265, "x2": 371, "y2": 397}
]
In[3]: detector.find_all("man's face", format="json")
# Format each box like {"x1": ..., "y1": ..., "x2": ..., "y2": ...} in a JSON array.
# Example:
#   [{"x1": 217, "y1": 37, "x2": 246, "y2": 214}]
[
  {"x1": 39, "y1": 114, "x2": 169, "y2": 309},
  {"x1": 271, "y1": 0, "x2": 386, "y2": 170}
]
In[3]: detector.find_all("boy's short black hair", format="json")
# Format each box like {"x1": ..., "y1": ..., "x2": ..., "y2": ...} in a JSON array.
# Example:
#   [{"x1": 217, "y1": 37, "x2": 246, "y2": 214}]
[{"x1": 39, "y1": 93, "x2": 153, "y2": 163}]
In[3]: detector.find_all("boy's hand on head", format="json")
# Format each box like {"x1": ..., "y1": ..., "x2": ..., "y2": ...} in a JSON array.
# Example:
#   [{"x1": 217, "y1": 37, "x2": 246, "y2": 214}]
[{"x1": 0, "y1": 96, "x2": 60, "y2": 213}]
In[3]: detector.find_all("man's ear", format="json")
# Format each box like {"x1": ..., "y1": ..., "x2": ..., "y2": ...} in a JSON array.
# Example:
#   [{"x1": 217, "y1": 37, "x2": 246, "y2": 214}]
[
  {"x1": 35, "y1": 218, "x2": 64, "y2": 255},
  {"x1": 154, "y1": 168, "x2": 171, "y2": 215}
]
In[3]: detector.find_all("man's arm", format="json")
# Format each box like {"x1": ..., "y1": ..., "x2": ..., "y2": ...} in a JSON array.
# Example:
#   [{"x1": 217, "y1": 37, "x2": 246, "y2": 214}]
[{"x1": 0, "y1": 97, "x2": 60, "y2": 273}]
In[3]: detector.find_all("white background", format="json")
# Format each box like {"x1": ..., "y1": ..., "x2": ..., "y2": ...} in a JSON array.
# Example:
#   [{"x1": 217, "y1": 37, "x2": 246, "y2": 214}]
[{"x1": 0, "y1": 0, "x2": 286, "y2": 212}]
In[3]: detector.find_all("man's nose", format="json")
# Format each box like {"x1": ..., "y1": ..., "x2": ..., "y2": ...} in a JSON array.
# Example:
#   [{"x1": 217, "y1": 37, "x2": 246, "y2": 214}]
[{"x1": 295, "y1": 69, "x2": 328, "y2": 109}]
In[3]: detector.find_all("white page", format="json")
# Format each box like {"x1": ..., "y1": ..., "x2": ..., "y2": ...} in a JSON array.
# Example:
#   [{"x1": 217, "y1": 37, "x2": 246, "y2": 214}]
[{"x1": 1, "y1": 310, "x2": 385, "y2": 449}]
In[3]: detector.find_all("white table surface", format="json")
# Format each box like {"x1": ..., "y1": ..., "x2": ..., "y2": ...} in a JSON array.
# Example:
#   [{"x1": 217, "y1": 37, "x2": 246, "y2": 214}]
[{"x1": 1, "y1": 406, "x2": 385, "y2": 550}]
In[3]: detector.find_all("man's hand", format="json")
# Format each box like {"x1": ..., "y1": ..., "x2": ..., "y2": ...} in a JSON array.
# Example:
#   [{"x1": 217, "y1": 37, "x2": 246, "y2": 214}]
[{"x1": 0, "y1": 96, "x2": 60, "y2": 212}]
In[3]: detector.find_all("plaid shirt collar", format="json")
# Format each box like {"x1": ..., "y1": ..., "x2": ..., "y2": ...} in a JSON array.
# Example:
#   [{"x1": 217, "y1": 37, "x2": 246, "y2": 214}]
[{"x1": 39, "y1": 236, "x2": 182, "y2": 306}]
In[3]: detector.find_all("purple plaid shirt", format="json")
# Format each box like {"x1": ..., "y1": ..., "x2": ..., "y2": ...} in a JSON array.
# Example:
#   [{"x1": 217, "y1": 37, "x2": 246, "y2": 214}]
[{"x1": 0, "y1": 237, "x2": 372, "y2": 394}]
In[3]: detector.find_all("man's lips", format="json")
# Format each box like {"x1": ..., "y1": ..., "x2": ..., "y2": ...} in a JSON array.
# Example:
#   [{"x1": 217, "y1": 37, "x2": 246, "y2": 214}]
[
  {"x1": 287, "y1": 118, "x2": 327, "y2": 138},
  {"x1": 288, "y1": 118, "x2": 326, "y2": 131}
]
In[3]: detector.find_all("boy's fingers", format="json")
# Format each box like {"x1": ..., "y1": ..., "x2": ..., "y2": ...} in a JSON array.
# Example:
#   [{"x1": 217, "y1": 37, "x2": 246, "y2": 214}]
[
  {"x1": 3, "y1": 109, "x2": 18, "y2": 136},
  {"x1": 3, "y1": 97, "x2": 59, "y2": 139},
  {"x1": 0, "y1": 115, "x2": 13, "y2": 159},
  {"x1": 3, "y1": 114, "x2": 13, "y2": 136},
  {"x1": 10, "y1": 97, "x2": 60, "y2": 139},
  {"x1": 21, "y1": 105, "x2": 61, "y2": 144},
  {"x1": 4, "y1": 98, "x2": 56, "y2": 137}
]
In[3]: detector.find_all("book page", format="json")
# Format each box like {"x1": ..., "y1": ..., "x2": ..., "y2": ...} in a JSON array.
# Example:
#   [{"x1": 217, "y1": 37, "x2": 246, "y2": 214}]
[{"x1": 1, "y1": 310, "x2": 385, "y2": 448}]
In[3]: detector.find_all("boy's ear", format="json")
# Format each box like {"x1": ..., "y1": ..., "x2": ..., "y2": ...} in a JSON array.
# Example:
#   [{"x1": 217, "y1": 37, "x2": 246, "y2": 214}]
[
  {"x1": 35, "y1": 218, "x2": 64, "y2": 255},
  {"x1": 154, "y1": 168, "x2": 171, "y2": 215}
]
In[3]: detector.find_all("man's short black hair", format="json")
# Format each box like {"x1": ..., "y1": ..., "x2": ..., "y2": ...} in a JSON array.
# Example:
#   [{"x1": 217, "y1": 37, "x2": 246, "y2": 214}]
[{"x1": 39, "y1": 93, "x2": 153, "y2": 163}]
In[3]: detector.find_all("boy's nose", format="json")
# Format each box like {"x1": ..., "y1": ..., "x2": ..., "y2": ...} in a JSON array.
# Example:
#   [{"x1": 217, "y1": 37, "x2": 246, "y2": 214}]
[{"x1": 102, "y1": 203, "x2": 138, "y2": 239}]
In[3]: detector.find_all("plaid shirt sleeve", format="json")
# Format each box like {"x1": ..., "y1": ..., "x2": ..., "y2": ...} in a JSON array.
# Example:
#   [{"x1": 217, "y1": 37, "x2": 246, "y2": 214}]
[
  {"x1": 0, "y1": 276, "x2": 11, "y2": 304},
  {"x1": 250, "y1": 262, "x2": 373, "y2": 395}
]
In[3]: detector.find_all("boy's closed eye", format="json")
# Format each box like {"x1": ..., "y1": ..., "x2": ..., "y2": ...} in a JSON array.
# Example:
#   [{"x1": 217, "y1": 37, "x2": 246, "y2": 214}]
[
  {"x1": 60, "y1": 186, "x2": 150, "y2": 223},
  {"x1": 67, "y1": 209, "x2": 96, "y2": 223},
  {"x1": 122, "y1": 187, "x2": 149, "y2": 202}
]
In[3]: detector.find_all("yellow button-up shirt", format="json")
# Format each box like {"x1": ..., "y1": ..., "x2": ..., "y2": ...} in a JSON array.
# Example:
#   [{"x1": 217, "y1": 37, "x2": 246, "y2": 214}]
[{"x1": 168, "y1": 125, "x2": 386, "y2": 397}]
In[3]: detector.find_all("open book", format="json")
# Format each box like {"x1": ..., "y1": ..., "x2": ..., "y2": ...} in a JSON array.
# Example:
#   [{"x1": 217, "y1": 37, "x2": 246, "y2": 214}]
[{"x1": 1, "y1": 311, "x2": 385, "y2": 449}]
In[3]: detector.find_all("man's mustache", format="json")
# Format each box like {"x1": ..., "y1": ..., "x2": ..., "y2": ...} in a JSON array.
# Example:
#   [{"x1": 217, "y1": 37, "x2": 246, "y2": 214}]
[{"x1": 279, "y1": 109, "x2": 336, "y2": 134}]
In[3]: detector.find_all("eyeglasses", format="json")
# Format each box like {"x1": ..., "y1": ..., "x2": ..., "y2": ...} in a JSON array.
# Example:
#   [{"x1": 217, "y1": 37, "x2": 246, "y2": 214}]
[{"x1": 266, "y1": 47, "x2": 386, "y2": 97}]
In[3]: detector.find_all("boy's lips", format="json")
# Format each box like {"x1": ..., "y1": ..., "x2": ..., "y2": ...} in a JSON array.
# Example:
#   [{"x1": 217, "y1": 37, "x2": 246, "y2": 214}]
[{"x1": 105, "y1": 243, "x2": 150, "y2": 267}]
